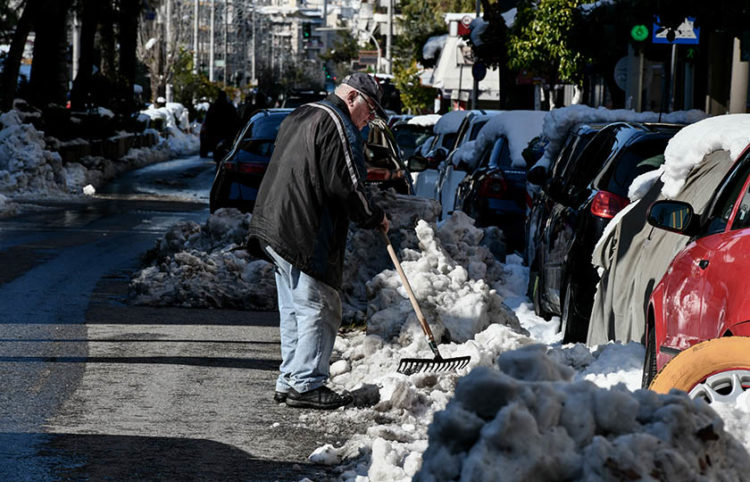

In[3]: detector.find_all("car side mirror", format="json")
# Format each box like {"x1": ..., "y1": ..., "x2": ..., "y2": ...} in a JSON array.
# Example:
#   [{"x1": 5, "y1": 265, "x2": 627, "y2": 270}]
[
  {"x1": 407, "y1": 155, "x2": 428, "y2": 172},
  {"x1": 647, "y1": 200, "x2": 699, "y2": 235}
]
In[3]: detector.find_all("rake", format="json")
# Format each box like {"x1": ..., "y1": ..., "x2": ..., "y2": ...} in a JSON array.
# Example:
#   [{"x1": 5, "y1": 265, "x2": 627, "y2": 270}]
[{"x1": 380, "y1": 229, "x2": 471, "y2": 375}]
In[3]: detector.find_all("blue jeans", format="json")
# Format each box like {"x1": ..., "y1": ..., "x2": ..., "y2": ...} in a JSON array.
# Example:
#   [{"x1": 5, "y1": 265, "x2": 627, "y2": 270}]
[{"x1": 264, "y1": 245, "x2": 342, "y2": 394}]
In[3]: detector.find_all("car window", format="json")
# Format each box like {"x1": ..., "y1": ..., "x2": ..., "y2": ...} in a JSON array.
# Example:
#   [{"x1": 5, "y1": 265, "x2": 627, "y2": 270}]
[
  {"x1": 600, "y1": 138, "x2": 668, "y2": 197},
  {"x1": 469, "y1": 120, "x2": 488, "y2": 141},
  {"x1": 560, "y1": 129, "x2": 617, "y2": 199},
  {"x1": 441, "y1": 133, "x2": 457, "y2": 151},
  {"x1": 238, "y1": 139, "x2": 274, "y2": 157},
  {"x1": 705, "y1": 153, "x2": 750, "y2": 234},
  {"x1": 488, "y1": 137, "x2": 512, "y2": 169}
]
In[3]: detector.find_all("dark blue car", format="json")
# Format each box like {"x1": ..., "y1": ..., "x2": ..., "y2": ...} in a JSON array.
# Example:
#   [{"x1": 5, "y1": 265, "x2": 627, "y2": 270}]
[
  {"x1": 454, "y1": 136, "x2": 528, "y2": 251},
  {"x1": 209, "y1": 108, "x2": 293, "y2": 213}
]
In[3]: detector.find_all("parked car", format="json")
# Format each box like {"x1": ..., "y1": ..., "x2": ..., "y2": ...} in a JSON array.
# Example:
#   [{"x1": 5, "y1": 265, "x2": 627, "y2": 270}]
[
  {"x1": 450, "y1": 110, "x2": 546, "y2": 251},
  {"x1": 209, "y1": 108, "x2": 293, "y2": 213},
  {"x1": 644, "y1": 140, "x2": 750, "y2": 393},
  {"x1": 526, "y1": 123, "x2": 607, "y2": 308},
  {"x1": 411, "y1": 110, "x2": 472, "y2": 198},
  {"x1": 210, "y1": 110, "x2": 411, "y2": 213},
  {"x1": 392, "y1": 121, "x2": 435, "y2": 159},
  {"x1": 531, "y1": 121, "x2": 683, "y2": 343},
  {"x1": 435, "y1": 110, "x2": 502, "y2": 218}
]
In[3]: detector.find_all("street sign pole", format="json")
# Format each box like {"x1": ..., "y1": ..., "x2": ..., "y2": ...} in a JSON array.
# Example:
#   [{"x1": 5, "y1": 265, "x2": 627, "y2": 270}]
[{"x1": 669, "y1": 43, "x2": 677, "y2": 112}]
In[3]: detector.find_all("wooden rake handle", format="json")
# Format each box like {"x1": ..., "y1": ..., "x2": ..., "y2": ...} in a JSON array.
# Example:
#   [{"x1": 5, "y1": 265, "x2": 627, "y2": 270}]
[{"x1": 380, "y1": 229, "x2": 441, "y2": 356}]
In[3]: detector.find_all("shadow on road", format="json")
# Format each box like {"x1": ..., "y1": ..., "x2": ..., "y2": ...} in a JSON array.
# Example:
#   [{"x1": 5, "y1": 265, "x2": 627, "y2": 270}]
[
  {"x1": 0, "y1": 432, "x2": 331, "y2": 481},
  {"x1": 0, "y1": 355, "x2": 280, "y2": 370}
]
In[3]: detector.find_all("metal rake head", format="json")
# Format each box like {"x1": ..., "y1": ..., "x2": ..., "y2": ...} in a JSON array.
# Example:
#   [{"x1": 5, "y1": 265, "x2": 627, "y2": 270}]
[{"x1": 397, "y1": 355, "x2": 471, "y2": 375}]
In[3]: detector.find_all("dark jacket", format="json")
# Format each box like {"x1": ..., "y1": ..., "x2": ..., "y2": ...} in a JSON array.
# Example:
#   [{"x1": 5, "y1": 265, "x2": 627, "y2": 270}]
[{"x1": 248, "y1": 94, "x2": 384, "y2": 289}]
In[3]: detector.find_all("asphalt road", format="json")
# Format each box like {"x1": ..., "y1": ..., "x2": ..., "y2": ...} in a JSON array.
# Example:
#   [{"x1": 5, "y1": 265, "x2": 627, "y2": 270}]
[{"x1": 0, "y1": 156, "x2": 346, "y2": 481}]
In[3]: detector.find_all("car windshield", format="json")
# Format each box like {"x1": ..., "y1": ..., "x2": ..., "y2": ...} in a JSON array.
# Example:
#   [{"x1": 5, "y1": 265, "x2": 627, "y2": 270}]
[{"x1": 600, "y1": 138, "x2": 669, "y2": 197}]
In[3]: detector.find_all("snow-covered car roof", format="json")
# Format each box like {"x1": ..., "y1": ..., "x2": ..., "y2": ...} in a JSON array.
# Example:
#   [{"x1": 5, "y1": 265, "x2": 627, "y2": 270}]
[
  {"x1": 452, "y1": 110, "x2": 547, "y2": 168},
  {"x1": 533, "y1": 105, "x2": 708, "y2": 173},
  {"x1": 433, "y1": 110, "x2": 472, "y2": 135}
]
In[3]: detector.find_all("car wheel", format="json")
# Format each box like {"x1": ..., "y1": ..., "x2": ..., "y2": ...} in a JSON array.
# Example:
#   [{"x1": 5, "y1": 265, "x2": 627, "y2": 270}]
[
  {"x1": 649, "y1": 337, "x2": 750, "y2": 404},
  {"x1": 641, "y1": 325, "x2": 657, "y2": 389},
  {"x1": 560, "y1": 278, "x2": 588, "y2": 343}
]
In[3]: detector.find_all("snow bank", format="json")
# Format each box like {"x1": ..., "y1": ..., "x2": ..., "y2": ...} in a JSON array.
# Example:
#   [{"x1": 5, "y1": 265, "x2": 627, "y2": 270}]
[
  {"x1": 0, "y1": 110, "x2": 67, "y2": 196},
  {"x1": 533, "y1": 105, "x2": 708, "y2": 173},
  {"x1": 417, "y1": 344, "x2": 750, "y2": 481},
  {"x1": 131, "y1": 190, "x2": 510, "y2": 324},
  {"x1": 130, "y1": 208, "x2": 278, "y2": 310},
  {"x1": 0, "y1": 105, "x2": 198, "y2": 216}
]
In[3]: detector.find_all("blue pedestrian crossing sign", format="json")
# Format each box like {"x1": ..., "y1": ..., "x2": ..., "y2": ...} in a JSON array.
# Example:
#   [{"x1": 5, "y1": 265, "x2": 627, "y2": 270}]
[{"x1": 653, "y1": 17, "x2": 700, "y2": 45}]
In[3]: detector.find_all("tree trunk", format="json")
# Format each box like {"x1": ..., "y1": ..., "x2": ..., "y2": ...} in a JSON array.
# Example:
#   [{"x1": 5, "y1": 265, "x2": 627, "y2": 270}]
[
  {"x1": 70, "y1": 0, "x2": 100, "y2": 110},
  {"x1": 117, "y1": 0, "x2": 140, "y2": 114},
  {"x1": 98, "y1": 1, "x2": 116, "y2": 81},
  {"x1": 0, "y1": 0, "x2": 36, "y2": 112},
  {"x1": 28, "y1": 0, "x2": 74, "y2": 108}
]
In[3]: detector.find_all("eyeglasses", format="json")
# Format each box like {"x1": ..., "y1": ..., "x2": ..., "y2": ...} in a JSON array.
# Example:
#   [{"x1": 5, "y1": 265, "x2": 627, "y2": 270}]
[{"x1": 358, "y1": 93, "x2": 377, "y2": 117}]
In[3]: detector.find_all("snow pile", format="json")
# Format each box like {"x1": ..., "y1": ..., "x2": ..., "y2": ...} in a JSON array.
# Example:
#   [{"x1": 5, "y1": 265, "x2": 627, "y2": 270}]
[
  {"x1": 660, "y1": 113, "x2": 750, "y2": 198},
  {"x1": 452, "y1": 110, "x2": 547, "y2": 169},
  {"x1": 366, "y1": 215, "x2": 522, "y2": 346},
  {"x1": 533, "y1": 105, "x2": 708, "y2": 173},
  {"x1": 417, "y1": 345, "x2": 750, "y2": 481},
  {"x1": 0, "y1": 110, "x2": 67, "y2": 196},
  {"x1": 130, "y1": 208, "x2": 278, "y2": 310},
  {"x1": 130, "y1": 190, "x2": 510, "y2": 324},
  {"x1": 140, "y1": 102, "x2": 200, "y2": 157}
]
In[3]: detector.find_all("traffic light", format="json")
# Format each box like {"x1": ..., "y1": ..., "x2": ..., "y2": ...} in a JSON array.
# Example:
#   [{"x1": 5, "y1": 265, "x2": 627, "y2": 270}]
[
  {"x1": 303, "y1": 24, "x2": 312, "y2": 38},
  {"x1": 323, "y1": 64, "x2": 331, "y2": 79}
]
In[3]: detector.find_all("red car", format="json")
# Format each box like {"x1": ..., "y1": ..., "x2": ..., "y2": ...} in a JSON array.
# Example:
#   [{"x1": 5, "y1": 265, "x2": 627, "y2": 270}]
[{"x1": 644, "y1": 143, "x2": 750, "y2": 398}]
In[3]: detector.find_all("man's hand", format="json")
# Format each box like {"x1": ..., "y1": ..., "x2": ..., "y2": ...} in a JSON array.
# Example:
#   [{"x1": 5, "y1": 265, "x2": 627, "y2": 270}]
[{"x1": 380, "y1": 213, "x2": 390, "y2": 234}]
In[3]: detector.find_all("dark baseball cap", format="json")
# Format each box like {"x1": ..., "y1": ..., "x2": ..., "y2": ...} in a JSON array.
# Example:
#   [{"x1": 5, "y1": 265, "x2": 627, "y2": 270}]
[{"x1": 341, "y1": 73, "x2": 386, "y2": 119}]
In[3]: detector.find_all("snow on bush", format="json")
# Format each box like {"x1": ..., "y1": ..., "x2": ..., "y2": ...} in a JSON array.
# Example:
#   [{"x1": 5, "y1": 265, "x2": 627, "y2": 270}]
[{"x1": 416, "y1": 344, "x2": 750, "y2": 481}]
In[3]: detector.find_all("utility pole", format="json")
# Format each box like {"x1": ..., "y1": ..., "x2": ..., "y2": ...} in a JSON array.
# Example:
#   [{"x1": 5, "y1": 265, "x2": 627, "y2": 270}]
[
  {"x1": 386, "y1": 0, "x2": 392, "y2": 74},
  {"x1": 210, "y1": 0, "x2": 216, "y2": 82},
  {"x1": 193, "y1": 0, "x2": 199, "y2": 74},
  {"x1": 471, "y1": 0, "x2": 480, "y2": 109},
  {"x1": 165, "y1": 0, "x2": 173, "y2": 102},
  {"x1": 224, "y1": 0, "x2": 229, "y2": 84},
  {"x1": 251, "y1": 0, "x2": 256, "y2": 84}
]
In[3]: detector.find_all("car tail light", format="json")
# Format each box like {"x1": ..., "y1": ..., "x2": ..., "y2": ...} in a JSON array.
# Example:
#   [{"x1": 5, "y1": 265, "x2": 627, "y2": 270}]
[
  {"x1": 223, "y1": 161, "x2": 267, "y2": 175},
  {"x1": 367, "y1": 167, "x2": 392, "y2": 181},
  {"x1": 590, "y1": 190, "x2": 629, "y2": 219},
  {"x1": 477, "y1": 173, "x2": 507, "y2": 199}
]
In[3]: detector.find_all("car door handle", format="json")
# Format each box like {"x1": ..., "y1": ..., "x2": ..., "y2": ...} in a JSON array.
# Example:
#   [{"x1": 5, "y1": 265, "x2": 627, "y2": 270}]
[{"x1": 698, "y1": 259, "x2": 709, "y2": 270}]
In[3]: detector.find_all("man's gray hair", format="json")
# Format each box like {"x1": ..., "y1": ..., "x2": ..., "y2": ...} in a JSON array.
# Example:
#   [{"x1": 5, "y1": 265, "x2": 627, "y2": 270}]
[{"x1": 335, "y1": 83, "x2": 357, "y2": 97}]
